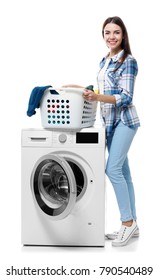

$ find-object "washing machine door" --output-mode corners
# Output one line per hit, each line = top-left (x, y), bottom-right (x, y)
(32, 154), (77, 220)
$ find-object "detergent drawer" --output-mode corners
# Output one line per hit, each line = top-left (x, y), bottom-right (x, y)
(21, 129), (52, 147)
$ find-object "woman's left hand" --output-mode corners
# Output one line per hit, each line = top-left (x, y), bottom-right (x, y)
(83, 89), (98, 101)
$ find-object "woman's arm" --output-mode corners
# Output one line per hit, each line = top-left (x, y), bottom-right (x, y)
(83, 57), (138, 106)
(113, 58), (138, 107)
(83, 89), (116, 104)
(96, 93), (116, 104)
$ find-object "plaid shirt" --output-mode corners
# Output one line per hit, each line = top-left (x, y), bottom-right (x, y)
(97, 50), (140, 137)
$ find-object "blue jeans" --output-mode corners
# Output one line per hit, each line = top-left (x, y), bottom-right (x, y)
(106, 121), (138, 222)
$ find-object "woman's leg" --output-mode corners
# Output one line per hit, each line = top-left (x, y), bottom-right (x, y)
(122, 157), (137, 221)
(106, 121), (138, 222)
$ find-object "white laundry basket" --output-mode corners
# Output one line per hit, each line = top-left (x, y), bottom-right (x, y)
(40, 87), (97, 130)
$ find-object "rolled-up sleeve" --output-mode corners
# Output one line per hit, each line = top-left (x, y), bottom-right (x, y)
(114, 58), (138, 108)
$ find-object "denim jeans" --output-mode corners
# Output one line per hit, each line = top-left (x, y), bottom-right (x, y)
(106, 121), (138, 222)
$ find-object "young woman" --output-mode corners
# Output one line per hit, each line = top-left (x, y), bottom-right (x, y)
(64, 16), (140, 247)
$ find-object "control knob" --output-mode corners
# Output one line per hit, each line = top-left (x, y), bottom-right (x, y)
(59, 133), (67, 143)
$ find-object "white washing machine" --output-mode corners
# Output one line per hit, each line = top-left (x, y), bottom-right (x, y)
(21, 126), (106, 246)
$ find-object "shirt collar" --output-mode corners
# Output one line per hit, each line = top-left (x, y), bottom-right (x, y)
(107, 49), (124, 62)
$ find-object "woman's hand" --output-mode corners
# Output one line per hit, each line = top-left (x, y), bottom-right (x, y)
(83, 89), (99, 101)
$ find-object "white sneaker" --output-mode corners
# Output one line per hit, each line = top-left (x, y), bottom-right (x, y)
(112, 221), (138, 247)
(105, 227), (139, 240)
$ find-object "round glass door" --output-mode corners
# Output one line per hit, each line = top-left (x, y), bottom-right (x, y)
(32, 155), (77, 219)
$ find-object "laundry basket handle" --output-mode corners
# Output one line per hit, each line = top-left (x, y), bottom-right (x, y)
(49, 88), (60, 95)
(47, 86), (93, 95)
(46, 87), (68, 95)
(49, 87), (84, 95)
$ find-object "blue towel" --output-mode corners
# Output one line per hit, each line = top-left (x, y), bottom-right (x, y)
(26, 85), (58, 117)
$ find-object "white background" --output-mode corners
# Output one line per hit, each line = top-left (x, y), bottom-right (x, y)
(0, 0), (158, 279)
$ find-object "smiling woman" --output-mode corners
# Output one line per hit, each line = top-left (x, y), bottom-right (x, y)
(102, 16), (132, 62)
(63, 16), (140, 247)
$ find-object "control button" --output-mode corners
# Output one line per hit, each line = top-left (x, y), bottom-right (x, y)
(59, 134), (67, 143)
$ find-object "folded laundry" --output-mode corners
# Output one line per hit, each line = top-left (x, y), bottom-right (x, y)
(27, 85), (59, 117)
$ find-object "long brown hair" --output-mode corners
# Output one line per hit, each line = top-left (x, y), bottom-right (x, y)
(102, 16), (132, 64)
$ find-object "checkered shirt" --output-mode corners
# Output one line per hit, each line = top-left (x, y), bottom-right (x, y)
(98, 50), (140, 137)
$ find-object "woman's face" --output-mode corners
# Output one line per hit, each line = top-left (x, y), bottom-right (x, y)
(103, 23), (123, 54)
